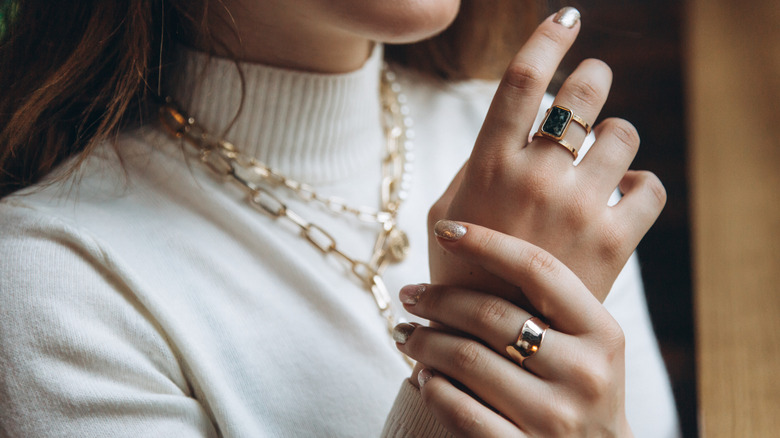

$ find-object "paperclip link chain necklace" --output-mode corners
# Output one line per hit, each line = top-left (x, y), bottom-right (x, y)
(159, 65), (415, 367)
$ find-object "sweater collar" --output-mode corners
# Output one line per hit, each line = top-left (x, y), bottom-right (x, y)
(170, 44), (384, 184)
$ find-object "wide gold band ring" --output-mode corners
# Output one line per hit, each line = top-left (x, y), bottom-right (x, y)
(506, 316), (549, 367)
(533, 105), (592, 159)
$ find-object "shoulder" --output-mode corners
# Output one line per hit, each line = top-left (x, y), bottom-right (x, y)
(0, 197), (127, 330)
(0, 196), (206, 436)
(0, 138), (184, 371)
(0, 126), (200, 244)
(0, 197), (104, 274)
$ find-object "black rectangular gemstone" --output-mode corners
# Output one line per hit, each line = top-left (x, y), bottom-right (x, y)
(541, 106), (572, 138)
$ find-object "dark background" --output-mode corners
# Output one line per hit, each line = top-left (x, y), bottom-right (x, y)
(555, 1), (697, 436)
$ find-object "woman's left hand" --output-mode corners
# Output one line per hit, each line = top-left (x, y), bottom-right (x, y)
(394, 221), (633, 437)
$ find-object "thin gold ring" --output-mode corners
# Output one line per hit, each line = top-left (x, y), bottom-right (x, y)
(533, 105), (592, 159)
(506, 316), (549, 367)
(533, 132), (578, 157)
(570, 112), (592, 135)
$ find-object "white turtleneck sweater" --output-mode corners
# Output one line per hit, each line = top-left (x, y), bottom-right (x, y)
(0, 46), (680, 437)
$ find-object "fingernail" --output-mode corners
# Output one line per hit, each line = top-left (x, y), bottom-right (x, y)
(400, 284), (427, 305)
(554, 6), (581, 28)
(393, 322), (416, 344)
(418, 368), (433, 387)
(434, 220), (466, 241)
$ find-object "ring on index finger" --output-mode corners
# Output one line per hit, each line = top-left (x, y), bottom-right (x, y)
(533, 105), (592, 159)
(506, 316), (550, 368)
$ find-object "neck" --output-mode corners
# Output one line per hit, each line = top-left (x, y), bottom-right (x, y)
(188, 1), (373, 73)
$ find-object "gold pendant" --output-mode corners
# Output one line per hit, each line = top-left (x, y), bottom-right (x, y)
(386, 228), (410, 263)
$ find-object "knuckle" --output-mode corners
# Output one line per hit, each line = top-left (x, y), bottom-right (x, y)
(640, 171), (668, 208)
(597, 222), (629, 262)
(566, 77), (603, 108)
(603, 320), (626, 350)
(452, 340), (483, 371)
(524, 247), (559, 278)
(573, 361), (613, 402)
(503, 62), (546, 94)
(548, 402), (583, 436)
(592, 317), (626, 358)
(605, 118), (640, 151)
(474, 296), (510, 328)
(473, 229), (499, 255)
(538, 26), (569, 48)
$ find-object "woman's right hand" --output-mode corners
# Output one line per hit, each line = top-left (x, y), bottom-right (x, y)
(396, 222), (634, 437)
(427, 7), (666, 304)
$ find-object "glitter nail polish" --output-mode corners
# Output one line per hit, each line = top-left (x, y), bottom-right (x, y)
(399, 284), (426, 305)
(392, 322), (416, 344)
(433, 220), (467, 241)
(554, 6), (581, 29)
(418, 368), (433, 387)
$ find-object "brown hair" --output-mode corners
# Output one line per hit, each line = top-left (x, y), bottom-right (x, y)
(0, 0), (544, 198)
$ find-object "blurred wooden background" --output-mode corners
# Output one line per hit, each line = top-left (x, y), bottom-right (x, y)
(686, 0), (780, 436)
(559, 0), (697, 435)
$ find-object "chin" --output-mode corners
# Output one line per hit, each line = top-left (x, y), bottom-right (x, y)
(331, 0), (462, 44)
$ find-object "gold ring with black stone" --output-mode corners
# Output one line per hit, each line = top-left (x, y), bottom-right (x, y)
(506, 316), (549, 368)
(532, 105), (592, 159)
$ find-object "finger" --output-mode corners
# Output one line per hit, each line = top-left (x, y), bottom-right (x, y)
(401, 284), (582, 378)
(611, 170), (666, 244)
(432, 220), (608, 334)
(472, 8), (581, 163)
(526, 58), (612, 165)
(577, 118), (641, 199)
(417, 368), (527, 438)
(396, 324), (555, 428)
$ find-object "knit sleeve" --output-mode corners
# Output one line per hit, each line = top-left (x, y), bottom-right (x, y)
(381, 379), (454, 438)
(0, 204), (217, 437)
(604, 253), (681, 437)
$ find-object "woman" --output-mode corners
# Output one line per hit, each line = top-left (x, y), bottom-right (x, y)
(0, 1), (679, 436)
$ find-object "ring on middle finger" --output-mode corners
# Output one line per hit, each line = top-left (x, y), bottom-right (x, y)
(506, 316), (550, 368)
(533, 105), (592, 159)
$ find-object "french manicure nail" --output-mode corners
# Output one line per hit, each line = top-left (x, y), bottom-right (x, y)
(434, 220), (466, 241)
(554, 6), (581, 28)
(418, 368), (433, 387)
(393, 322), (416, 344)
(400, 284), (427, 305)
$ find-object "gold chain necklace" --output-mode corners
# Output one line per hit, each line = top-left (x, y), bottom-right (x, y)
(159, 66), (415, 366)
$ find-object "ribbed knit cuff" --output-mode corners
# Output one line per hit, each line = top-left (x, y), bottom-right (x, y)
(381, 379), (453, 438)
